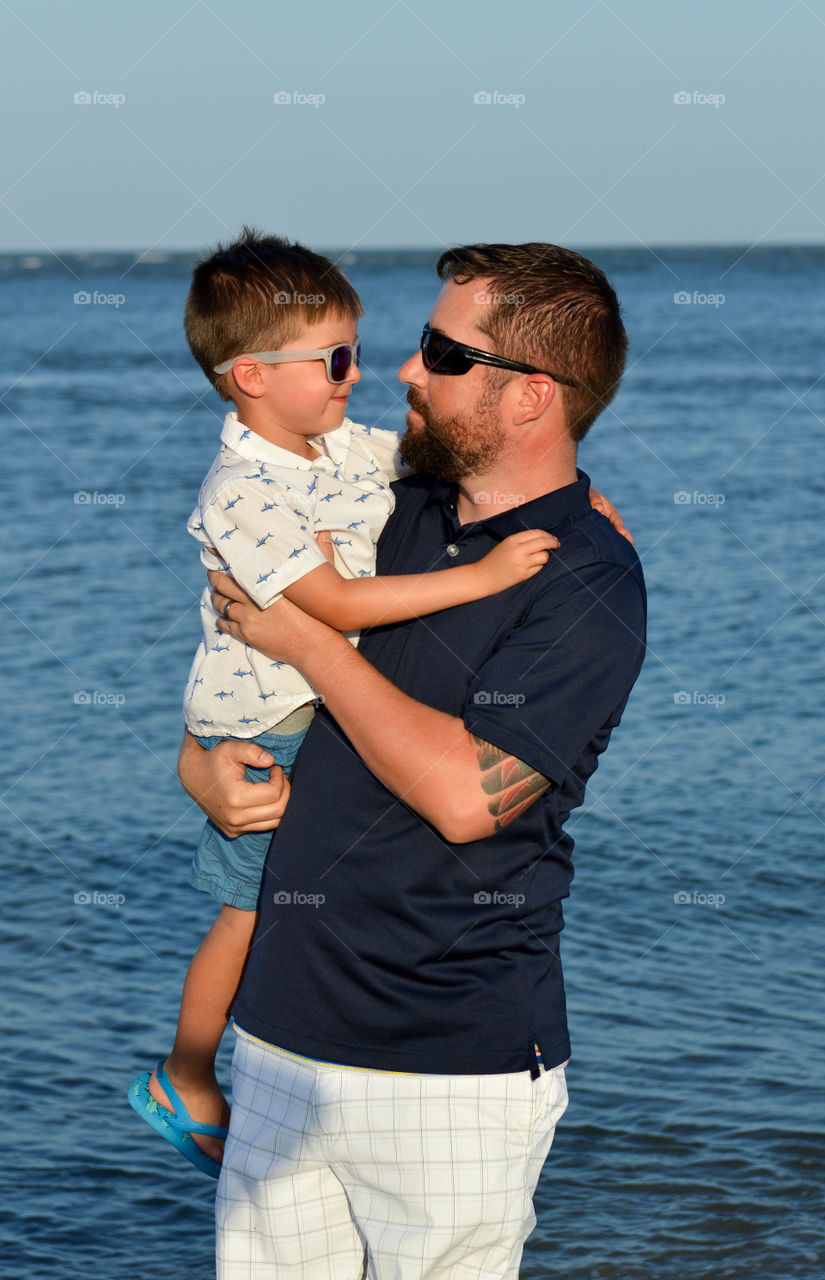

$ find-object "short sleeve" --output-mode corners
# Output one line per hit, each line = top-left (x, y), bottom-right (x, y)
(198, 478), (328, 607)
(465, 560), (646, 788)
(353, 425), (408, 482)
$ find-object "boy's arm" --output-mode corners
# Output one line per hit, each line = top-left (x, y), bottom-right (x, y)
(197, 479), (329, 608)
(281, 529), (558, 630)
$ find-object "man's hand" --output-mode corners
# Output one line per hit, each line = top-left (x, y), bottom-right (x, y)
(178, 731), (291, 838)
(589, 486), (634, 546)
(209, 569), (325, 665)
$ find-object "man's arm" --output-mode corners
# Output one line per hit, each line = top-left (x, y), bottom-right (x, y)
(211, 573), (549, 844)
(475, 737), (553, 830)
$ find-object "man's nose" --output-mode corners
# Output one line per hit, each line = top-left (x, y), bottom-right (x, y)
(398, 349), (425, 386)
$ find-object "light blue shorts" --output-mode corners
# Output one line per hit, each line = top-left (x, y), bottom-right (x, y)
(190, 728), (308, 911)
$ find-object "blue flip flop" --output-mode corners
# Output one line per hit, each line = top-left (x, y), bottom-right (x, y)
(127, 1060), (228, 1179)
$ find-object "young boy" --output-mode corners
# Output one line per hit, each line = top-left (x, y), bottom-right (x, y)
(127, 229), (557, 1177)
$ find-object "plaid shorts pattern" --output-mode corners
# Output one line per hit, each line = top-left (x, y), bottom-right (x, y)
(216, 1028), (568, 1279)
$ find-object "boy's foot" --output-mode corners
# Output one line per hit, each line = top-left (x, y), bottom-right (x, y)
(148, 1060), (230, 1166)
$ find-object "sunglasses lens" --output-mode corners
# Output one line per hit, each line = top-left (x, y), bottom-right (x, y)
(421, 329), (468, 375)
(329, 344), (353, 382)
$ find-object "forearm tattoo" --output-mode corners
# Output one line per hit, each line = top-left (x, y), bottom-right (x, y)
(472, 735), (552, 830)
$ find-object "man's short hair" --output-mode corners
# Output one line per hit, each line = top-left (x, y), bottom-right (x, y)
(436, 243), (628, 441)
(185, 227), (364, 401)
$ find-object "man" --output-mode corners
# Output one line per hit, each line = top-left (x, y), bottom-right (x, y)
(180, 242), (646, 1279)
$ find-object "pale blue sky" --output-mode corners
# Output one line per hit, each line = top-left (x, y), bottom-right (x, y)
(1, 0), (823, 253)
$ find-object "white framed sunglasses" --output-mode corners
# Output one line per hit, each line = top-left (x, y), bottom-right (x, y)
(214, 337), (361, 383)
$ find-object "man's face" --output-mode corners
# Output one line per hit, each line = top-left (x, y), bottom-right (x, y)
(397, 280), (507, 482)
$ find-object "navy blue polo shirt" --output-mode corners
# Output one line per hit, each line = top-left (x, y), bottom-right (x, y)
(233, 470), (646, 1075)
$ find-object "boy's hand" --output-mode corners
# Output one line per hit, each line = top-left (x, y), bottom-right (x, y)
(589, 486), (634, 546)
(178, 732), (290, 838)
(476, 529), (559, 593)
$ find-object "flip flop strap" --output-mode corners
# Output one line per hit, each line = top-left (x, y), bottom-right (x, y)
(154, 1061), (229, 1138)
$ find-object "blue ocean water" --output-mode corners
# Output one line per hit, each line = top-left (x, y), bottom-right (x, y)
(1, 245), (823, 1279)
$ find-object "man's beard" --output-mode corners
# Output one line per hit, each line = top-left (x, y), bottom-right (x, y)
(400, 386), (505, 483)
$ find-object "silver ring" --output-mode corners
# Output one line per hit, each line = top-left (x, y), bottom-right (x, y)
(221, 599), (233, 621)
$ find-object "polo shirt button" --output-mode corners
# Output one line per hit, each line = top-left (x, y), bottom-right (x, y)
(446, 543), (460, 557)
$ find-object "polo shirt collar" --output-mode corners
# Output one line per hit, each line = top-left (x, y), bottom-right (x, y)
(427, 469), (593, 535)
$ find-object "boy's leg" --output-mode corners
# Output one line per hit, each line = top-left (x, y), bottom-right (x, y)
(149, 904), (256, 1163)
(146, 726), (308, 1162)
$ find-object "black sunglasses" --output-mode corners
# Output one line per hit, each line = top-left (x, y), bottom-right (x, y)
(419, 324), (579, 388)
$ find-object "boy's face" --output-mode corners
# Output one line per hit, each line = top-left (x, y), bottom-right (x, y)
(253, 311), (361, 441)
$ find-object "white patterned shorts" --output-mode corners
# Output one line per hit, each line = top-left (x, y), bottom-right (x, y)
(216, 1026), (568, 1279)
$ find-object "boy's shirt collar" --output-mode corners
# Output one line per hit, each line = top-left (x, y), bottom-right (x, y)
(220, 411), (351, 470)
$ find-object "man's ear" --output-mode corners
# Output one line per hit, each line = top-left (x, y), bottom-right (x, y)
(229, 358), (268, 399)
(511, 375), (556, 427)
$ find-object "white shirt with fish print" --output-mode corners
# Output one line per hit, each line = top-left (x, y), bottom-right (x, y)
(184, 412), (404, 738)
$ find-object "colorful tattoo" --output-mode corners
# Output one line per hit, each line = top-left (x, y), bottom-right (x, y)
(473, 736), (552, 830)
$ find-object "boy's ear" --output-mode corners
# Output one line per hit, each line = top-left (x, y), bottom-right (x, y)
(229, 357), (267, 399)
